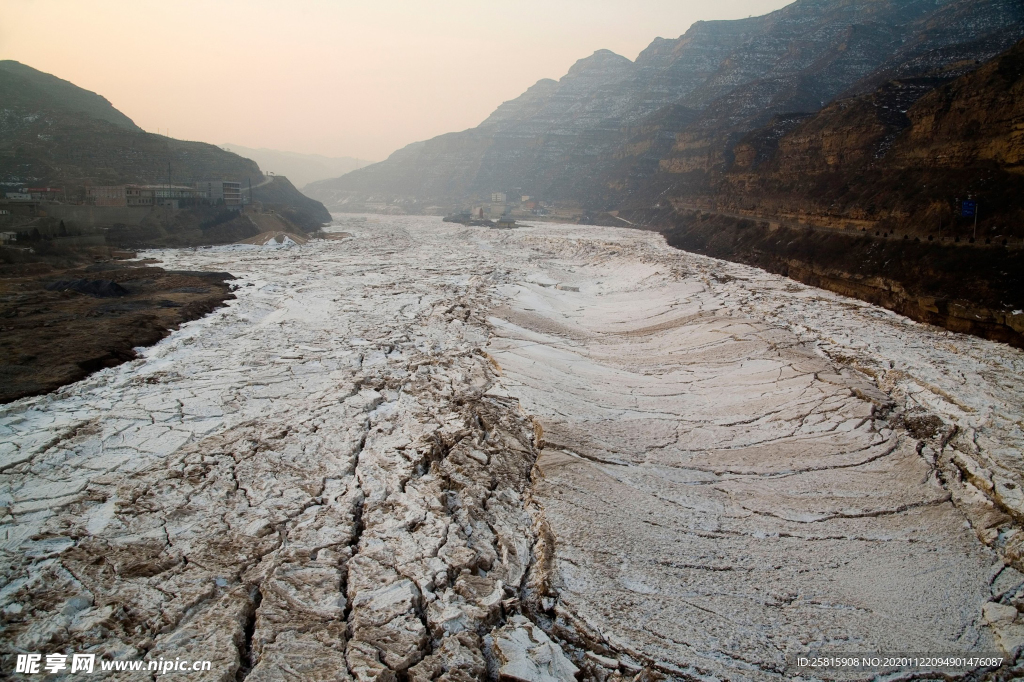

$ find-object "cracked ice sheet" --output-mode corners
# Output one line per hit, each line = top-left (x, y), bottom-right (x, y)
(482, 225), (1024, 679)
(0, 216), (1021, 681)
(0, 217), (556, 681)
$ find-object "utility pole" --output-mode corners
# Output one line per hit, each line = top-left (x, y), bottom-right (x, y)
(974, 202), (979, 241)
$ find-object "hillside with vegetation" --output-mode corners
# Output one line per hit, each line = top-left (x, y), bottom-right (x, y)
(0, 60), (330, 233)
(0, 60), (140, 131)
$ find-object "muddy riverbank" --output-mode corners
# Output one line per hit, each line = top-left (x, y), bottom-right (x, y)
(0, 261), (234, 403)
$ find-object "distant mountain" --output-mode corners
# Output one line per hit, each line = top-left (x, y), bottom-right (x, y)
(0, 60), (329, 227)
(220, 144), (372, 190)
(304, 0), (1024, 214)
(0, 60), (139, 131)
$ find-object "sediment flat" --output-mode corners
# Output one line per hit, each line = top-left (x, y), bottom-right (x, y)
(0, 263), (235, 403)
(1, 217), (1022, 680)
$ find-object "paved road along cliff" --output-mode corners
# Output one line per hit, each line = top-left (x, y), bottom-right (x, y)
(2, 216), (1024, 680)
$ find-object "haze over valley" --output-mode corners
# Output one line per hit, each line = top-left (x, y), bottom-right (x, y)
(218, 145), (373, 191)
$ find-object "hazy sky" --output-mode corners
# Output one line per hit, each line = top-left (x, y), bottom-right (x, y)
(1, 0), (790, 161)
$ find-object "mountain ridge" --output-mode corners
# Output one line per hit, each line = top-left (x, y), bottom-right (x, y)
(304, 0), (1024, 213)
(0, 60), (140, 132)
(0, 61), (330, 228)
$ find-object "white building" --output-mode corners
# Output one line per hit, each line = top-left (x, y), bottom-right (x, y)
(491, 192), (506, 203)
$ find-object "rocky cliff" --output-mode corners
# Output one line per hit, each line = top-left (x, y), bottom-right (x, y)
(305, 0), (1024, 211)
(707, 36), (1024, 239)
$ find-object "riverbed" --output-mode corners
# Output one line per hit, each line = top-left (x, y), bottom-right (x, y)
(2, 215), (1023, 680)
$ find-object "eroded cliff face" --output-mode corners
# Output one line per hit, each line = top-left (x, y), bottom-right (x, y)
(304, 0), (1024, 212)
(709, 38), (1024, 238)
(650, 0), (1024, 199)
(658, 212), (1024, 349)
(890, 41), (1024, 172)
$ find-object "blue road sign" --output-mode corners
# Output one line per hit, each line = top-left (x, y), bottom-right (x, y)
(962, 200), (977, 217)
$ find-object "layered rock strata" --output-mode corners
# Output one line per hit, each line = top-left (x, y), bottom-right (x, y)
(305, 0), (1024, 212)
(657, 212), (1024, 349)
(711, 37), (1024, 239)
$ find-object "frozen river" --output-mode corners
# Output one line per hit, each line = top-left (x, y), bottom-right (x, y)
(2, 215), (1024, 680)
